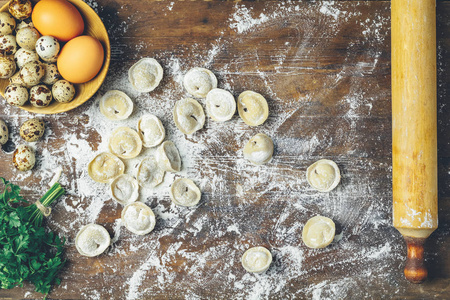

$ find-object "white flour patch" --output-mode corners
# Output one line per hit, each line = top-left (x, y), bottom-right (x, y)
(319, 1), (341, 20)
(125, 255), (157, 300)
(229, 6), (269, 34)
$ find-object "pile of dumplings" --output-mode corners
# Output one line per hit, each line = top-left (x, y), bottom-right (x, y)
(77, 56), (276, 257)
(76, 56), (344, 271)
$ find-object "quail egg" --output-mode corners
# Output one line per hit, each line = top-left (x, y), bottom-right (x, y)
(20, 61), (44, 87)
(9, 72), (25, 86)
(4, 84), (28, 106)
(14, 47), (39, 68)
(0, 12), (16, 35)
(35, 36), (59, 62)
(41, 63), (61, 85)
(0, 34), (17, 55)
(0, 119), (8, 145)
(15, 18), (33, 31)
(16, 27), (40, 51)
(13, 144), (35, 171)
(9, 0), (33, 20)
(20, 118), (45, 142)
(0, 56), (16, 79)
(52, 80), (75, 103)
(29, 84), (52, 107)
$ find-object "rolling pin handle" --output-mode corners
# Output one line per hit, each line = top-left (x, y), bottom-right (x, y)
(404, 237), (427, 284)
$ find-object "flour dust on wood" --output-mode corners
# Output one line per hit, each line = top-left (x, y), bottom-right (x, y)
(0, 1), (402, 299)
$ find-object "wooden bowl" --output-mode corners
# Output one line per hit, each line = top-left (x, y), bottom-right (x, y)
(0, 0), (111, 114)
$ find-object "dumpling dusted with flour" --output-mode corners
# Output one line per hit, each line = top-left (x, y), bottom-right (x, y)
(243, 133), (274, 165)
(241, 246), (272, 274)
(169, 178), (201, 207)
(155, 141), (181, 172)
(128, 58), (163, 93)
(302, 215), (335, 248)
(306, 159), (341, 192)
(183, 67), (217, 98)
(108, 127), (142, 159)
(110, 174), (139, 206)
(100, 90), (134, 121)
(136, 156), (165, 188)
(75, 224), (110, 257)
(137, 114), (165, 148)
(88, 152), (125, 183)
(121, 202), (156, 235)
(238, 91), (269, 126)
(173, 98), (205, 135)
(206, 88), (236, 122)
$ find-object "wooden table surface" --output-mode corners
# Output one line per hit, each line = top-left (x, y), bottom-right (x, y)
(1, 0), (450, 299)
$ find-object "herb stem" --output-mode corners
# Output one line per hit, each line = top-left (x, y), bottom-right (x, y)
(26, 183), (65, 227)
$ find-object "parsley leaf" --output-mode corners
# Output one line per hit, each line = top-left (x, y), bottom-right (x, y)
(0, 178), (66, 297)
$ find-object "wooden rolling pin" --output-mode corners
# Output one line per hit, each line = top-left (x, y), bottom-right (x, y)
(392, 0), (438, 283)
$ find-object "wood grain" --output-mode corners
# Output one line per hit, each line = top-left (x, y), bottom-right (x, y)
(0, 0), (449, 299)
(392, 0), (438, 239)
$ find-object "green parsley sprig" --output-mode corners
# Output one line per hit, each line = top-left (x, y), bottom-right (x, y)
(0, 177), (66, 298)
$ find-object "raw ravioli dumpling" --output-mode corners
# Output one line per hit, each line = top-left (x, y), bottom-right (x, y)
(237, 91), (269, 126)
(100, 90), (134, 120)
(75, 224), (110, 257)
(121, 202), (156, 235)
(155, 141), (181, 172)
(137, 114), (165, 148)
(108, 127), (142, 159)
(243, 133), (273, 165)
(136, 156), (165, 188)
(183, 67), (217, 98)
(241, 246), (272, 274)
(128, 58), (163, 92)
(173, 98), (205, 135)
(88, 152), (125, 183)
(169, 178), (201, 207)
(306, 159), (341, 192)
(110, 174), (139, 206)
(205, 88), (236, 122)
(302, 215), (335, 249)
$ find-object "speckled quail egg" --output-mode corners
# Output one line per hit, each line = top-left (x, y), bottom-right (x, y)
(35, 36), (59, 62)
(0, 35), (17, 55)
(0, 119), (8, 145)
(41, 63), (61, 85)
(29, 84), (52, 107)
(13, 144), (35, 171)
(20, 118), (45, 142)
(20, 61), (44, 87)
(0, 56), (16, 79)
(52, 80), (75, 103)
(0, 12), (16, 35)
(9, 0), (33, 20)
(9, 72), (25, 86)
(14, 47), (39, 68)
(16, 27), (40, 51)
(15, 18), (33, 31)
(4, 84), (28, 106)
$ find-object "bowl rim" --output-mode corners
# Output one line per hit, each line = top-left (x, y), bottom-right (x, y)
(0, 0), (111, 114)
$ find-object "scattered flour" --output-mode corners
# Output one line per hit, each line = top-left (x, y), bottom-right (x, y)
(0, 1), (403, 299)
(319, 1), (341, 20)
(229, 6), (269, 34)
